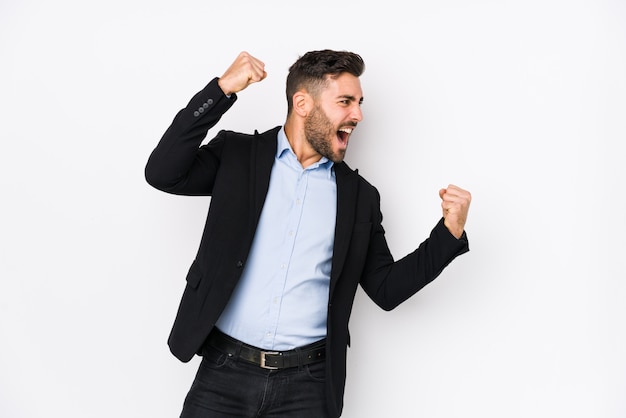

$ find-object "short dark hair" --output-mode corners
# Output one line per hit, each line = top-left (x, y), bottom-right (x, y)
(286, 49), (365, 113)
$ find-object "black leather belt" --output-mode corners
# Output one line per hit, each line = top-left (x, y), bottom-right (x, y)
(206, 328), (326, 370)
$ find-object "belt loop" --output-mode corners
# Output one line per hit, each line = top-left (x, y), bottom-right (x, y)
(233, 337), (243, 363)
(294, 346), (304, 371)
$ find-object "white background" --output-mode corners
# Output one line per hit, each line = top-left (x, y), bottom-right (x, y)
(1, 1), (625, 417)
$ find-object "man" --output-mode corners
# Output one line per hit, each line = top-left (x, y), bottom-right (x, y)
(145, 50), (471, 417)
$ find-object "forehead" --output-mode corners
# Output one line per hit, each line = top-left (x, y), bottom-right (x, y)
(321, 73), (363, 100)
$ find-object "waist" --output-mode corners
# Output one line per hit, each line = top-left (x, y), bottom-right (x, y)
(205, 328), (326, 370)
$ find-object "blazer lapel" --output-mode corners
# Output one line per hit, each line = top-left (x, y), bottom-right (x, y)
(251, 127), (280, 225)
(330, 162), (359, 294)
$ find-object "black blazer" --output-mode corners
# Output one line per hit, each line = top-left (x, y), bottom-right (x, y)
(145, 77), (469, 417)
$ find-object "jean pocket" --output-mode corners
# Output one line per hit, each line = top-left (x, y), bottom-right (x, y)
(201, 344), (231, 369)
(304, 361), (326, 382)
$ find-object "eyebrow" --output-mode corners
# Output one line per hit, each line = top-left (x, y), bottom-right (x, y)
(339, 94), (364, 104)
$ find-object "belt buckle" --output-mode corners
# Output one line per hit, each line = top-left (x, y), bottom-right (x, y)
(260, 351), (279, 370)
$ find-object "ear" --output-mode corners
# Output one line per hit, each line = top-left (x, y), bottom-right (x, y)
(292, 91), (312, 117)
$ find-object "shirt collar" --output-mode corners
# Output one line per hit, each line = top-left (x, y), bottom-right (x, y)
(277, 127), (334, 171)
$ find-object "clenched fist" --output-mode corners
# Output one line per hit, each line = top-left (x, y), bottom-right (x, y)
(217, 51), (267, 96)
(439, 184), (471, 239)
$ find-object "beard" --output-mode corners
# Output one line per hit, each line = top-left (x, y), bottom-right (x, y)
(304, 105), (346, 163)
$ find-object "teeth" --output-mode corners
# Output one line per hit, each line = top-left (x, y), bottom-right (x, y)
(339, 128), (353, 134)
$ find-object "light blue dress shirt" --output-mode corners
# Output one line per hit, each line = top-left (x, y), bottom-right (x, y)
(215, 127), (337, 350)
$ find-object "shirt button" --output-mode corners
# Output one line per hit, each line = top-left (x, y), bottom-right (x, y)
(236, 261), (243, 268)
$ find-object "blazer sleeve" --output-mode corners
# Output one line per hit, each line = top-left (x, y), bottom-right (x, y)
(359, 189), (469, 311)
(145, 77), (237, 196)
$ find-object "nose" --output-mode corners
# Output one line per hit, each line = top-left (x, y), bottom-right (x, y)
(351, 104), (363, 122)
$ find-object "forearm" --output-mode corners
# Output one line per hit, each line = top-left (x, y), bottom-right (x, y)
(145, 77), (237, 194)
(361, 218), (469, 311)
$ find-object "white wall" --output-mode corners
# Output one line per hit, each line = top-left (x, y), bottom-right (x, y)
(1, 1), (625, 417)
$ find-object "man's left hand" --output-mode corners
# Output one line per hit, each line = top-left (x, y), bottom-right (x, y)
(439, 184), (471, 239)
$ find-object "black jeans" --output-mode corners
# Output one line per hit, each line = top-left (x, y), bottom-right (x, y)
(180, 343), (329, 417)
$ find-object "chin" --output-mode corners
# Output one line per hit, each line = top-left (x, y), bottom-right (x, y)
(331, 153), (346, 163)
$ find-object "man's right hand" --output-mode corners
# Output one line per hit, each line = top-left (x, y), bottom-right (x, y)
(217, 51), (267, 96)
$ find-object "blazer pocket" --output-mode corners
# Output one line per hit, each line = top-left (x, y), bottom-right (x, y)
(185, 260), (203, 289)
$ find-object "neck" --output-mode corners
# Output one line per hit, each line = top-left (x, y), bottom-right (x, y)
(283, 122), (322, 169)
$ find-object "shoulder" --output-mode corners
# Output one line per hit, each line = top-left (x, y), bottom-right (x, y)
(213, 126), (281, 144)
(205, 126), (280, 148)
(201, 126), (280, 166)
(337, 161), (378, 189)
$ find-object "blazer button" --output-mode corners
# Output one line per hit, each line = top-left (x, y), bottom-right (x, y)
(236, 261), (243, 268)
(193, 111), (200, 117)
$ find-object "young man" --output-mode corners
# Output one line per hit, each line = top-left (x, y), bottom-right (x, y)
(145, 50), (471, 417)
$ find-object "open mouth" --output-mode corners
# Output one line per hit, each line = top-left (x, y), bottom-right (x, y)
(337, 127), (353, 147)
